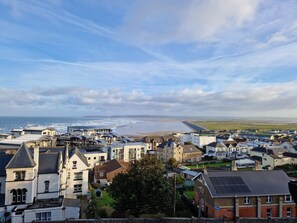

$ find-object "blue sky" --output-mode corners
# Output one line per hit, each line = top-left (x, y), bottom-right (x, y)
(1, 0), (297, 117)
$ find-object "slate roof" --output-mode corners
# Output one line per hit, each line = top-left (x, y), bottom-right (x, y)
(196, 170), (291, 198)
(40, 146), (68, 166)
(6, 143), (36, 169)
(70, 148), (89, 167)
(39, 152), (60, 174)
(183, 145), (202, 154)
(0, 154), (13, 176)
(63, 198), (81, 208)
(207, 142), (226, 148)
(251, 146), (266, 153)
(283, 152), (297, 159)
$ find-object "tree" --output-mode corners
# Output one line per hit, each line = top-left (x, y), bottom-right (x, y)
(168, 157), (178, 169)
(107, 156), (174, 217)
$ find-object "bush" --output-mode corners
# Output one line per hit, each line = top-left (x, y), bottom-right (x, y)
(97, 208), (108, 218)
(91, 182), (100, 189)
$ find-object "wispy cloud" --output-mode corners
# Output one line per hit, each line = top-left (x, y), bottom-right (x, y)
(0, 0), (297, 117)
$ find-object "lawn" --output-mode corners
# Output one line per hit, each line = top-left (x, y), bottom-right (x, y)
(189, 120), (297, 132)
(187, 161), (231, 169)
(91, 189), (115, 217)
(92, 190), (114, 207)
(184, 190), (194, 199)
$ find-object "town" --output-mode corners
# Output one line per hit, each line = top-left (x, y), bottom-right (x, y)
(0, 122), (296, 223)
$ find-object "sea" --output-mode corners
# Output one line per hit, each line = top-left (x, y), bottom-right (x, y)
(0, 116), (296, 136)
(0, 116), (194, 136)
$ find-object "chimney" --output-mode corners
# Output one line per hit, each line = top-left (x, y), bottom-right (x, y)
(34, 143), (39, 166)
(231, 160), (237, 171)
(203, 166), (208, 175)
(253, 160), (261, 171)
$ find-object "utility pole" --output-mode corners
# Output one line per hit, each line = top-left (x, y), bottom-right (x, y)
(173, 173), (176, 217)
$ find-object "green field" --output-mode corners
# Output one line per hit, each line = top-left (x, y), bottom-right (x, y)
(190, 120), (297, 132)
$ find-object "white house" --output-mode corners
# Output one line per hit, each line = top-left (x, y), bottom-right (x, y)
(0, 144), (85, 223)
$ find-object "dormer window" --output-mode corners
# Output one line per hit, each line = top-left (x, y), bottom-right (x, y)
(15, 171), (25, 181)
(72, 161), (77, 169)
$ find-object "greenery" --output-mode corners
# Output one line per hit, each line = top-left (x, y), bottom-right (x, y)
(190, 120), (297, 132)
(184, 190), (194, 199)
(168, 157), (178, 168)
(107, 156), (174, 217)
(187, 161), (231, 169)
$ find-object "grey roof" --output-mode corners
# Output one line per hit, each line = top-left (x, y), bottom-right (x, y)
(63, 198), (81, 208)
(183, 145), (202, 154)
(6, 143), (36, 169)
(251, 147), (266, 153)
(200, 170), (291, 198)
(40, 146), (68, 166)
(70, 148), (89, 167)
(0, 154), (13, 176)
(39, 153), (60, 174)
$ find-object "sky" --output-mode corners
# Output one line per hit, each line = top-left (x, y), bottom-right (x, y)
(1, 0), (297, 117)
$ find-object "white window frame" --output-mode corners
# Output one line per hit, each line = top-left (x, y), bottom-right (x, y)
(15, 171), (26, 181)
(72, 161), (77, 169)
(36, 212), (51, 221)
(284, 195), (293, 203)
(74, 172), (83, 180)
(287, 207), (292, 217)
(244, 196), (250, 204)
(44, 181), (49, 193)
(74, 184), (82, 193)
(266, 195), (272, 204)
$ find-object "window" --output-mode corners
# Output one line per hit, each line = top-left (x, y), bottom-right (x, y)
(15, 171), (25, 181)
(99, 171), (104, 177)
(88, 157), (91, 160)
(72, 161), (77, 169)
(67, 172), (71, 179)
(44, 181), (49, 193)
(74, 172), (83, 180)
(74, 184), (82, 193)
(266, 208), (272, 218)
(266, 196), (272, 203)
(94, 157), (96, 160)
(11, 188), (27, 204)
(284, 195), (293, 203)
(244, 197), (250, 204)
(36, 212), (51, 221)
(287, 208), (292, 217)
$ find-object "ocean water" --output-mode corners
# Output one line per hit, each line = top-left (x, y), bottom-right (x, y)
(0, 116), (193, 135)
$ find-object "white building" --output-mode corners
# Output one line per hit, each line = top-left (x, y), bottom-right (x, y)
(180, 133), (216, 148)
(107, 142), (147, 162)
(0, 144), (87, 223)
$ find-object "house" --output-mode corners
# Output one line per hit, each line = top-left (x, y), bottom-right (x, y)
(1, 144), (80, 223)
(65, 148), (89, 198)
(23, 127), (56, 136)
(182, 145), (203, 163)
(193, 170), (297, 221)
(94, 159), (130, 184)
(79, 148), (107, 169)
(249, 146), (295, 169)
(205, 142), (227, 159)
(158, 140), (183, 163)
